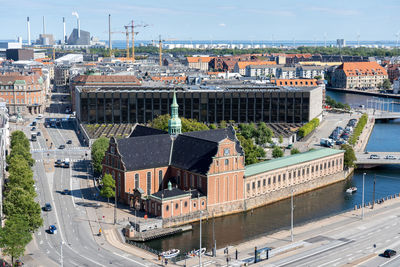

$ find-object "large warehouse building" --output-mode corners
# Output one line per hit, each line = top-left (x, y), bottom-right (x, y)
(74, 83), (323, 125)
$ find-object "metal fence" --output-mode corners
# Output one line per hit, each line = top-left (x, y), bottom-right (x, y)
(126, 240), (161, 256)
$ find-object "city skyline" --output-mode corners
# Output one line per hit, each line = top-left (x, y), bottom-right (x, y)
(1, 0), (400, 42)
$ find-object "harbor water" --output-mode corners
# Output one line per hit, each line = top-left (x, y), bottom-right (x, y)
(144, 90), (400, 254)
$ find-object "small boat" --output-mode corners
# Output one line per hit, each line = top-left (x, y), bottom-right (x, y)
(346, 187), (357, 194)
(187, 248), (206, 257)
(161, 249), (180, 259)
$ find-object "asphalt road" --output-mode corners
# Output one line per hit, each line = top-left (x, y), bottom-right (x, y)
(22, 88), (154, 266)
(263, 203), (400, 267)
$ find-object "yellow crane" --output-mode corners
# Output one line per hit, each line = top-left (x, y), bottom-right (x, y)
(124, 21), (150, 62)
(152, 35), (176, 66)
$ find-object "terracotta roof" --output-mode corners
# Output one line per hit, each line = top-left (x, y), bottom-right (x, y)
(72, 75), (141, 85)
(0, 73), (42, 85)
(150, 76), (186, 82)
(272, 79), (318, 86)
(186, 57), (213, 63)
(236, 61), (276, 69)
(338, 62), (387, 77)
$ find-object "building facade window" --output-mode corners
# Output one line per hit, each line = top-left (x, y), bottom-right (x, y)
(135, 174), (139, 189)
(258, 180), (260, 188)
(225, 159), (229, 166)
(158, 170), (163, 189)
(147, 172), (151, 195)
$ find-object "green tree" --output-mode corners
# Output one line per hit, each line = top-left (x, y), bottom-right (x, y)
(278, 135), (283, 144)
(7, 156), (35, 195)
(219, 120), (227, 129)
(341, 144), (357, 168)
(149, 114), (170, 132)
(291, 148), (301, 155)
(272, 146), (284, 158)
(10, 131), (29, 150)
(7, 143), (34, 167)
(236, 134), (265, 165)
(209, 124), (217, 129)
(3, 187), (43, 232)
(314, 75), (322, 80)
(91, 137), (110, 175)
(100, 173), (115, 203)
(0, 214), (32, 265)
(256, 122), (274, 145)
(149, 114), (209, 133)
(382, 79), (392, 90)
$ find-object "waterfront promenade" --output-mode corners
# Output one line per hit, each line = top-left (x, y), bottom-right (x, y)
(178, 193), (400, 267)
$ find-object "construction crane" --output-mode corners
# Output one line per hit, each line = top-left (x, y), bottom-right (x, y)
(152, 35), (176, 66)
(124, 21), (150, 62)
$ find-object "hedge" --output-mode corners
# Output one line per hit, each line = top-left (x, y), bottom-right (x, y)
(349, 113), (368, 145)
(298, 118), (320, 138)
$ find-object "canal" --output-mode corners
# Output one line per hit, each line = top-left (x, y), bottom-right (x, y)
(145, 90), (400, 254)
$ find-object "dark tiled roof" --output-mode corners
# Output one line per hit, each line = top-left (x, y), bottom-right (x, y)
(183, 126), (243, 155)
(171, 135), (218, 175)
(151, 187), (190, 200)
(189, 189), (205, 199)
(129, 124), (167, 138)
(116, 134), (172, 171)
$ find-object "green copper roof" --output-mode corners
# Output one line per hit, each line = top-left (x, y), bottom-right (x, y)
(14, 80), (26, 85)
(171, 91), (178, 107)
(245, 148), (344, 177)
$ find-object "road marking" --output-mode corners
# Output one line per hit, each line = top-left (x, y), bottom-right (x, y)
(112, 252), (147, 266)
(38, 231), (41, 236)
(356, 249), (362, 253)
(367, 232), (373, 236)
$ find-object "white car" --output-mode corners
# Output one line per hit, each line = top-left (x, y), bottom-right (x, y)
(385, 155), (397, 160)
(369, 154), (380, 159)
(37, 114), (43, 119)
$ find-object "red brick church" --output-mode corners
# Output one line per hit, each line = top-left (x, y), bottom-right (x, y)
(102, 92), (246, 219)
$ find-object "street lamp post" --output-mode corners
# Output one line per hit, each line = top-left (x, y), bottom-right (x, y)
(199, 210), (202, 267)
(362, 173), (366, 219)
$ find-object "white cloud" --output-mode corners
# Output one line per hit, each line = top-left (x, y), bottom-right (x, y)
(308, 7), (359, 16)
(219, 23), (226, 27)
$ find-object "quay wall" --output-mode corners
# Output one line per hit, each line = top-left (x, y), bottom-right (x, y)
(326, 87), (400, 99)
(162, 169), (352, 227)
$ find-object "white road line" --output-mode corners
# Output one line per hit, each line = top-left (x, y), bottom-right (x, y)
(356, 249), (362, 253)
(346, 253), (353, 257)
(319, 258), (342, 267)
(112, 252), (147, 266)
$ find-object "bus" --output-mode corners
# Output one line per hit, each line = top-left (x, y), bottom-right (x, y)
(31, 133), (37, 142)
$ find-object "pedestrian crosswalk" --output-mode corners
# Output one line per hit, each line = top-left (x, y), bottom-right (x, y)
(31, 147), (88, 153)
(35, 158), (81, 163)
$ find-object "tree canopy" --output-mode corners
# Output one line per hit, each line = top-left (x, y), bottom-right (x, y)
(291, 148), (301, 155)
(149, 114), (209, 132)
(100, 173), (116, 203)
(272, 146), (284, 158)
(0, 214), (32, 265)
(341, 144), (357, 168)
(91, 137), (110, 175)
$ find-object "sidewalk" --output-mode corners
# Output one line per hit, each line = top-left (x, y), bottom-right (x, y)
(180, 193), (400, 266)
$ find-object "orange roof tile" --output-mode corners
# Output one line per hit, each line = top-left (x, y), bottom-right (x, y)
(272, 79), (318, 86)
(186, 57), (214, 63)
(338, 62), (387, 77)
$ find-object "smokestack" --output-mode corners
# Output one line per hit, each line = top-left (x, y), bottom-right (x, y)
(43, 16), (46, 34)
(108, 14), (112, 56)
(63, 17), (66, 44)
(78, 18), (80, 38)
(27, 17), (31, 46)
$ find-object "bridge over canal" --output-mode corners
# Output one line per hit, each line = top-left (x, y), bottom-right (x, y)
(356, 152), (400, 168)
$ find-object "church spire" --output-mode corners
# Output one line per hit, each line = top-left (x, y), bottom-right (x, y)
(168, 90), (181, 136)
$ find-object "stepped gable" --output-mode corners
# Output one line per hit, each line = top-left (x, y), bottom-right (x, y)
(116, 134), (172, 171)
(171, 134), (218, 175)
(183, 126), (243, 155)
(129, 124), (167, 138)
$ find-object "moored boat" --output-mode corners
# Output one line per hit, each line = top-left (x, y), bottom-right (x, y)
(346, 187), (357, 194)
(161, 249), (180, 259)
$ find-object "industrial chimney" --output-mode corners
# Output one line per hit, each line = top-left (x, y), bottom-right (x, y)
(43, 16), (46, 34)
(72, 11), (80, 39)
(62, 17), (65, 44)
(27, 17), (31, 45)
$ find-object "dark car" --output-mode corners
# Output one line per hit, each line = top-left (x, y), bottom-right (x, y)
(55, 159), (63, 167)
(31, 127), (36, 131)
(383, 249), (396, 258)
(62, 189), (70, 195)
(66, 140), (72, 144)
(48, 225), (57, 234)
(58, 145), (65, 149)
(36, 132), (41, 136)
(44, 203), (52, 211)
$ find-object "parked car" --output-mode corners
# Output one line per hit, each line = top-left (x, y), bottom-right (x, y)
(383, 249), (397, 258)
(36, 131), (41, 136)
(62, 189), (70, 195)
(58, 145), (65, 149)
(44, 203), (52, 211)
(66, 140), (72, 144)
(31, 127), (36, 131)
(385, 155), (397, 160)
(336, 140), (346, 145)
(370, 154), (380, 159)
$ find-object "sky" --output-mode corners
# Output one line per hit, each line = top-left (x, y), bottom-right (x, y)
(1, 0), (399, 42)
